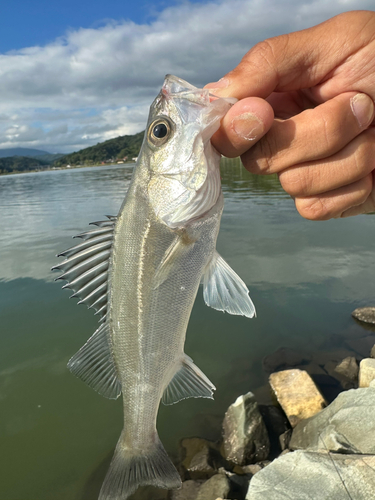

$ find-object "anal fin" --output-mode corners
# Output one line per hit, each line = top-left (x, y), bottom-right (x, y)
(162, 354), (215, 405)
(203, 250), (256, 318)
(67, 323), (121, 399)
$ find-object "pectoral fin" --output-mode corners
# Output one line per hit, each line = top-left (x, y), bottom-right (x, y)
(162, 354), (215, 405)
(153, 236), (187, 289)
(203, 251), (256, 318)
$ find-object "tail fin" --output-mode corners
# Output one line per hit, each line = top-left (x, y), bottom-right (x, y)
(99, 432), (182, 500)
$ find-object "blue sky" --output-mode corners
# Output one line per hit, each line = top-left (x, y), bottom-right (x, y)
(0, 0), (373, 153)
(1, 0), (197, 52)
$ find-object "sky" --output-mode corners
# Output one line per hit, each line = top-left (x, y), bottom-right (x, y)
(0, 0), (374, 154)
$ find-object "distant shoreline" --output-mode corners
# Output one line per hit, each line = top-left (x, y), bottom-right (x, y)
(0, 161), (136, 176)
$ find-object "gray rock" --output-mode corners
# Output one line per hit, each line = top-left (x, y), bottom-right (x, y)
(245, 450), (375, 500)
(334, 356), (358, 381)
(352, 306), (375, 324)
(179, 437), (221, 480)
(289, 385), (375, 454)
(242, 464), (262, 475)
(359, 358), (375, 387)
(262, 347), (310, 373)
(217, 467), (252, 499)
(370, 344), (375, 358)
(169, 480), (203, 500)
(323, 356), (358, 389)
(258, 404), (290, 458)
(170, 474), (230, 500)
(279, 429), (292, 451)
(196, 474), (230, 500)
(223, 392), (270, 465)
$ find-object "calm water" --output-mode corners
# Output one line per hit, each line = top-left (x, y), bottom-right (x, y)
(0, 161), (374, 499)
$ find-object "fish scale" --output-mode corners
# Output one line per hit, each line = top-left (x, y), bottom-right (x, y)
(53, 75), (255, 500)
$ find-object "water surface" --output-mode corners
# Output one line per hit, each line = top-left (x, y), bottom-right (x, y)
(0, 161), (374, 499)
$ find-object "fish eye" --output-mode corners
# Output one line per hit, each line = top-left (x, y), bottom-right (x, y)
(147, 117), (173, 147)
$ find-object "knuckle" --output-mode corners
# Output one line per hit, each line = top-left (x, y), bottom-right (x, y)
(242, 136), (276, 174)
(354, 128), (375, 170)
(279, 166), (315, 197)
(296, 197), (332, 221)
(360, 173), (373, 202)
(239, 38), (280, 81)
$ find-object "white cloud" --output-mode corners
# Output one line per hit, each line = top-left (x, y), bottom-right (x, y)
(0, 0), (371, 153)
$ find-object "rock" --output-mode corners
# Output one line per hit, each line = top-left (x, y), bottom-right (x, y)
(170, 474), (231, 500)
(245, 450), (375, 500)
(269, 369), (327, 427)
(352, 306), (375, 324)
(258, 405), (290, 459)
(242, 464), (262, 475)
(323, 357), (358, 389)
(262, 347), (310, 373)
(346, 335), (375, 357)
(196, 474), (230, 500)
(216, 468), (250, 499)
(169, 480), (203, 500)
(359, 358), (375, 387)
(334, 356), (358, 381)
(222, 392), (270, 465)
(279, 429), (292, 451)
(179, 438), (222, 480)
(371, 344), (375, 358)
(289, 385), (375, 454)
(279, 449), (291, 456)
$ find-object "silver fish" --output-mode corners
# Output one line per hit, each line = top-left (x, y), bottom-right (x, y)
(53, 75), (255, 500)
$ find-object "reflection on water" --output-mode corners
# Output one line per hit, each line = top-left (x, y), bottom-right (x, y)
(220, 156), (286, 200)
(0, 161), (374, 499)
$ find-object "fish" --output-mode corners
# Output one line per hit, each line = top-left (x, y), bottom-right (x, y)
(53, 74), (256, 500)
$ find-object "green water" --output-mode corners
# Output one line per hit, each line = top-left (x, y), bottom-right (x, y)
(0, 160), (374, 499)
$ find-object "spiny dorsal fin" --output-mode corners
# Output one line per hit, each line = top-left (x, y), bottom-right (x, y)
(52, 215), (116, 321)
(67, 323), (121, 399)
(162, 354), (215, 405)
(203, 250), (256, 318)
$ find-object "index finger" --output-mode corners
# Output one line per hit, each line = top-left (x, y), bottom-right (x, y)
(205, 11), (374, 100)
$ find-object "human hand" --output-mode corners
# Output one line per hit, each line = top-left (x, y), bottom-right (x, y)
(206, 10), (375, 220)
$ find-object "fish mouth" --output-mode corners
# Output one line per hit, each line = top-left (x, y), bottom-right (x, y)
(161, 74), (237, 108)
(161, 74), (212, 107)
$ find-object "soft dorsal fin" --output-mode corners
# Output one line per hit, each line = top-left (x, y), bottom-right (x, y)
(67, 323), (121, 399)
(162, 354), (215, 405)
(203, 251), (256, 318)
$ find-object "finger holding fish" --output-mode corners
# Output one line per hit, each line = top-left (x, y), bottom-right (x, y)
(206, 11), (375, 220)
(209, 96), (274, 158)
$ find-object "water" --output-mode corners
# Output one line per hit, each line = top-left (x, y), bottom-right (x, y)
(0, 161), (374, 499)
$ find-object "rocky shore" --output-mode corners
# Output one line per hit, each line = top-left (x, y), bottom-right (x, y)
(131, 307), (375, 500)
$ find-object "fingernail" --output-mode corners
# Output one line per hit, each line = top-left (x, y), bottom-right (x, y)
(232, 113), (264, 141)
(204, 78), (230, 90)
(351, 93), (375, 129)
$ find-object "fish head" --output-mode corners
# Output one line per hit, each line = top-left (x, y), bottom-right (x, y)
(142, 75), (236, 228)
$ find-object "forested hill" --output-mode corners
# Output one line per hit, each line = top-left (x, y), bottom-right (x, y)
(54, 131), (144, 167)
(0, 156), (49, 174)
